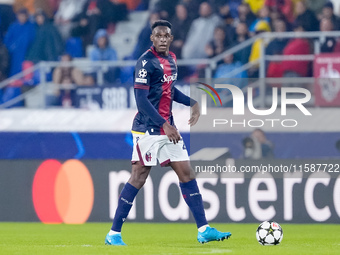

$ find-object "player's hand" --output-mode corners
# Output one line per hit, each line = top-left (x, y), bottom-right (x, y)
(163, 121), (181, 144)
(188, 102), (200, 126)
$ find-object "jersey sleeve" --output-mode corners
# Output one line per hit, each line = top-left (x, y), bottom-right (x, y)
(134, 55), (166, 127)
(135, 89), (166, 127)
(173, 87), (197, 106)
(134, 57), (152, 90)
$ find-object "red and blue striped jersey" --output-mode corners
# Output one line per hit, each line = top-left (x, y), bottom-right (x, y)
(132, 46), (178, 135)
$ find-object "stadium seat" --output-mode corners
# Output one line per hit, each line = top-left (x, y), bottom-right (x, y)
(109, 11), (149, 59)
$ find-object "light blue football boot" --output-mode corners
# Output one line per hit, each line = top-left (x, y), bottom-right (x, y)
(105, 233), (127, 246)
(197, 226), (231, 244)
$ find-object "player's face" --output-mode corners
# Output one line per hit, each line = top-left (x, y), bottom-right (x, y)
(150, 26), (173, 55)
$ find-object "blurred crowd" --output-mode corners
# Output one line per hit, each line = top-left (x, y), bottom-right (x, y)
(0, 0), (339, 107)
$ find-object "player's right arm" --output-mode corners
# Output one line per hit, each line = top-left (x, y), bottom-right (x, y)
(134, 58), (180, 143)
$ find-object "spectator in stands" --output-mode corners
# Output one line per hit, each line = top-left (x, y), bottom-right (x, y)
(281, 23), (311, 78)
(182, 1), (222, 59)
(49, 0), (62, 14)
(231, 22), (251, 64)
(321, 1), (340, 30)
(227, 0), (242, 18)
(70, 14), (91, 55)
(96, 0), (128, 33)
(67, 0), (121, 58)
(0, 38), (9, 82)
(181, 0), (204, 20)
(78, 0), (104, 45)
(13, 0), (36, 15)
(265, 0), (294, 23)
(319, 18), (336, 53)
(131, 12), (160, 60)
(90, 29), (117, 61)
(205, 25), (228, 58)
(154, 0), (179, 20)
(236, 2), (256, 28)
(266, 19), (289, 56)
(4, 8), (35, 76)
(53, 54), (84, 85)
(51, 53), (85, 107)
(27, 9), (64, 63)
(90, 29), (118, 83)
(268, 8), (292, 31)
(217, 3), (231, 18)
(249, 5), (271, 34)
(295, 0), (319, 31)
(170, 3), (192, 59)
(266, 19), (289, 78)
(214, 54), (247, 79)
(219, 4), (236, 48)
(248, 20), (271, 78)
(242, 128), (274, 159)
(54, 0), (88, 40)
(14, 0), (54, 19)
(306, 0), (328, 17)
(244, 0), (265, 15)
(0, 2), (16, 39)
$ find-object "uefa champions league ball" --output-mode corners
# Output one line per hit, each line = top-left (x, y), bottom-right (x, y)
(256, 221), (283, 245)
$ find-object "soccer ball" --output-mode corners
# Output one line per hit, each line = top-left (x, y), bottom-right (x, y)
(256, 221), (283, 245)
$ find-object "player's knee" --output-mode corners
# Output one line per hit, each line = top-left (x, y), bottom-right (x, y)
(129, 167), (149, 188)
(129, 175), (147, 189)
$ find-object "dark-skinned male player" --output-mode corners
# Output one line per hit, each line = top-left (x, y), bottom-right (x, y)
(105, 20), (231, 246)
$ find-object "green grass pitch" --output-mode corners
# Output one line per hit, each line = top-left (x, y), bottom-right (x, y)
(0, 223), (339, 255)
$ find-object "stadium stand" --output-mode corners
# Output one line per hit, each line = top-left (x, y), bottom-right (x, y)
(0, 0), (340, 108)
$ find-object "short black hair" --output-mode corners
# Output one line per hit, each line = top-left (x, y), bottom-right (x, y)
(151, 20), (172, 31)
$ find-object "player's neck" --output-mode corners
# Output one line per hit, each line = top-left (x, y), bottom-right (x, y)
(157, 50), (169, 57)
(152, 46), (169, 56)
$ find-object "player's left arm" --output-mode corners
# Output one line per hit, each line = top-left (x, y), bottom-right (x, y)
(173, 87), (200, 126)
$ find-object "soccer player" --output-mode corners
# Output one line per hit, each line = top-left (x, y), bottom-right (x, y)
(105, 20), (232, 246)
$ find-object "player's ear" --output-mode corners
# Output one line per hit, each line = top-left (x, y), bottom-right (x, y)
(150, 34), (154, 42)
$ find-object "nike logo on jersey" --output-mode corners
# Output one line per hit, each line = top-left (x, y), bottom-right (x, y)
(142, 60), (148, 67)
(160, 64), (164, 69)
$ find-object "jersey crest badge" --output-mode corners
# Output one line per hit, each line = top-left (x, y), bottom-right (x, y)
(145, 152), (152, 162)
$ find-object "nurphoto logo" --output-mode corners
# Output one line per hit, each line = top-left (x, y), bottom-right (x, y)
(197, 82), (312, 128)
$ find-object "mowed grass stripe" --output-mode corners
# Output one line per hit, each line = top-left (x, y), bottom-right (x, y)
(0, 223), (339, 255)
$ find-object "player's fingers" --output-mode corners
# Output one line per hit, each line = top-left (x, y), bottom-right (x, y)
(177, 135), (181, 143)
(168, 136), (173, 143)
(189, 116), (198, 126)
(190, 119), (197, 126)
(172, 137), (177, 144)
(172, 133), (180, 144)
(169, 134), (177, 144)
